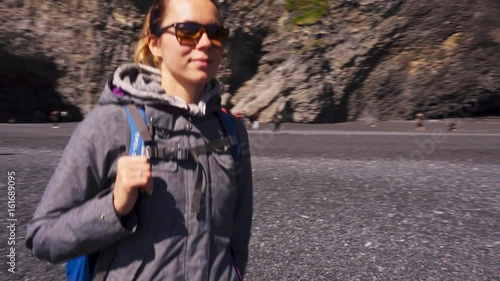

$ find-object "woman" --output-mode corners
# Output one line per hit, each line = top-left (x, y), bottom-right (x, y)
(26, 0), (253, 280)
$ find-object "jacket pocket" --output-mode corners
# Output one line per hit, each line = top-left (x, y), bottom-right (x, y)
(212, 149), (236, 172)
(210, 150), (238, 233)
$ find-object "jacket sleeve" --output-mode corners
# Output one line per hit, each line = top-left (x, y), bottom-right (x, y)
(230, 117), (253, 276)
(25, 106), (138, 263)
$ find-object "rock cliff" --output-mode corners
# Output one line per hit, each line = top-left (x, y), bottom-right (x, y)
(1, 0), (499, 123)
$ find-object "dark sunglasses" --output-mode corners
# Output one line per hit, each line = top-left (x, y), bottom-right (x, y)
(152, 22), (229, 47)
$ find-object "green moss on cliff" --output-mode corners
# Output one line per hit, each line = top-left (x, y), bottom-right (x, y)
(286, 0), (329, 25)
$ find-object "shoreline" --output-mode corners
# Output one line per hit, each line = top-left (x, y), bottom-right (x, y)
(1, 117), (499, 136)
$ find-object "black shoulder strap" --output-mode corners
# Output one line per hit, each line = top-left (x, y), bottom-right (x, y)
(215, 110), (241, 169)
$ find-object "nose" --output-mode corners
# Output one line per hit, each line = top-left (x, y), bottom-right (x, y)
(196, 31), (212, 49)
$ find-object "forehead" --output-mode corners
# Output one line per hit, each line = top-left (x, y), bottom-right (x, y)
(165, 0), (220, 24)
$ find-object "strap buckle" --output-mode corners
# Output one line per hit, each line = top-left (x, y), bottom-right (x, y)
(173, 147), (188, 160)
(145, 145), (156, 159)
(145, 144), (188, 160)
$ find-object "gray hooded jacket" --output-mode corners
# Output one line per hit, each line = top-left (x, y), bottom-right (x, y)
(26, 63), (253, 281)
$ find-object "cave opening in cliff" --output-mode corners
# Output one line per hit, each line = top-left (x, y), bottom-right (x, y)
(433, 94), (500, 119)
(314, 83), (348, 123)
(226, 29), (266, 95)
(464, 94), (500, 118)
(0, 48), (82, 123)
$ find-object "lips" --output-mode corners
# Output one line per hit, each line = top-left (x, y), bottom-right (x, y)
(190, 58), (211, 67)
(191, 58), (211, 63)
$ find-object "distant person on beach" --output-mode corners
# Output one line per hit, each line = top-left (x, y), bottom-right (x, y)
(49, 110), (60, 128)
(447, 120), (458, 132)
(26, 1), (253, 280)
(271, 111), (283, 132)
(415, 112), (425, 131)
(251, 112), (260, 130)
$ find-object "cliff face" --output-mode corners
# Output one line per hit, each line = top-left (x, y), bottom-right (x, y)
(0, 0), (146, 122)
(1, 0), (499, 123)
(227, 0), (500, 122)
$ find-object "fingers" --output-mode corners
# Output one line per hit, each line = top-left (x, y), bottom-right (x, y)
(114, 156), (155, 216)
(113, 156), (153, 216)
(116, 156), (152, 191)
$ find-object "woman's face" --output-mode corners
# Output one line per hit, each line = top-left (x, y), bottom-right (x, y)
(151, 0), (224, 86)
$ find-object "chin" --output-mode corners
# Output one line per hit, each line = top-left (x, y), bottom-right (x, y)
(189, 72), (215, 84)
(188, 77), (209, 85)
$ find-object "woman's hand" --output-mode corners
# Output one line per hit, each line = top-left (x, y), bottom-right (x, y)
(113, 156), (153, 216)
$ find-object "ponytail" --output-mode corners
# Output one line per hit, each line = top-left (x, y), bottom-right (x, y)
(134, 7), (161, 68)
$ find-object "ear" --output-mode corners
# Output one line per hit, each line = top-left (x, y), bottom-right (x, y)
(148, 36), (162, 58)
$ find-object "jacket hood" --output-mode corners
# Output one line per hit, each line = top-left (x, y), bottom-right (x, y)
(99, 63), (223, 117)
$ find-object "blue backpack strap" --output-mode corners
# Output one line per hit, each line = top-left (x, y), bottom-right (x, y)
(94, 105), (149, 281)
(125, 105), (148, 155)
(217, 109), (241, 169)
(65, 105), (148, 281)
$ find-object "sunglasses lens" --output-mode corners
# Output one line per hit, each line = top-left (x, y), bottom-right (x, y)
(175, 23), (229, 47)
(206, 26), (229, 47)
(176, 23), (202, 45)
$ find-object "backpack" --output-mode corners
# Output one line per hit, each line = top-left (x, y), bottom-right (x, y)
(65, 104), (241, 281)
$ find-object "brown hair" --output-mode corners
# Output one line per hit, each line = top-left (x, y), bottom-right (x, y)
(133, 0), (223, 69)
(134, 0), (168, 68)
